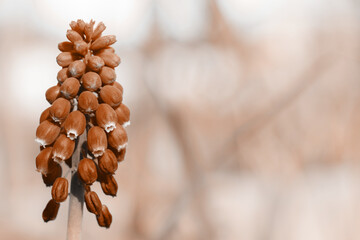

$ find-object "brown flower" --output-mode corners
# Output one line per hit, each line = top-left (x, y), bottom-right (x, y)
(51, 177), (69, 203)
(84, 191), (102, 215)
(99, 85), (123, 108)
(78, 158), (98, 185)
(95, 103), (117, 133)
(42, 199), (60, 222)
(99, 66), (116, 85)
(63, 110), (86, 140)
(98, 149), (118, 174)
(45, 85), (61, 104)
(42, 163), (62, 187)
(100, 174), (118, 196)
(96, 205), (112, 228)
(49, 98), (71, 123)
(78, 91), (99, 113)
(68, 60), (86, 78)
(52, 134), (75, 163)
(81, 72), (101, 91)
(114, 103), (130, 127)
(57, 68), (70, 84)
(60, 77), (80, 99)
(36, 147), (56, 175)
(108, 123), (128, 152)
(35, 120), (61, 147)
(87, 126), (107, 157)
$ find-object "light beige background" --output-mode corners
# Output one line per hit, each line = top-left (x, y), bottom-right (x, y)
(0, 0), (359, 239)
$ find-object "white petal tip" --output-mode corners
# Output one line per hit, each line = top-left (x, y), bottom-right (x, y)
(117, 143), (128, 152)
(35, 138), (47, 147)
(104, 122), (116, 133)
(122, 121), (130, 128)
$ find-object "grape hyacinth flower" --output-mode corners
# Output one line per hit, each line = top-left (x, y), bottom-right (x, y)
(34, 19), (130, 239)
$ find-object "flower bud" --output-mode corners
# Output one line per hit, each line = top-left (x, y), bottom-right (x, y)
(60, 77), (80, 99)
(99, 149), (118, 174)
(99, 85), (123, 108)
(84, 191), (102, 215)
(87, 55), (104, 72)
(84, 20), (95, 41)
(78, 91), (99, 113)
(95, 104), (117, 133)
(96, 52), (120, 68)
(49, 98), (71, 123)
(92, 22), (106, 40)
(68, 60), (86, 78)
(114, 148), (126, 163)
(114, 104), (130, 127)
(51, 177), (69, 202)
(45, 85), (61, 104)
(94, 47), (115, 55)
(52, 134), (75, 163)
(58, 41), (74, 52)
(70, 19), (85, 35)
(74, 40), (88, 56)
(78, 158), (98, 185)
(99, 66), (116, 85)
(63, 111), (86, 140)
(36, 147), (56, 175)
(87, 126), (107, 157)
(57, 68), (70, 84)
(42, 199), (60, 222)
(66, 30), (83, 43)
(81, 72), (101, 91)
(56, 52), (81, 67)
(42, 163), (62, 187)
(108, 123), (128, 152)
(39, 107), (51, 123)
(100, 174), (118, 196)
(110, 81), (123, 94)
(36, 120), (61, 147)
(96, 205), (112, 228)
(91, 35), (116, 51)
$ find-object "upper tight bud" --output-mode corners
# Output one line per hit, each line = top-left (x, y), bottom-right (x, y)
(78, 91), (99, 113)
(60, 77), (80, 99)
(99, 85), (123, 108)
(45, 85), (61, 104)
(81, 72), (101, 91)
(49, 98), (71, 123)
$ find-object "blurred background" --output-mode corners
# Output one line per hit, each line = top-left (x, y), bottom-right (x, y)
(0, 0), (359, 239)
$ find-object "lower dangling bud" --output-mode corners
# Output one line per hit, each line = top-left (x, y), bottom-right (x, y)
(42, 199), (60, 222)
(85, 191), (102, 215)
(96, 205), (112, 228)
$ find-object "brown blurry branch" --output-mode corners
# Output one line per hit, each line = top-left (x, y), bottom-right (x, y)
(211, 52), (335, 169)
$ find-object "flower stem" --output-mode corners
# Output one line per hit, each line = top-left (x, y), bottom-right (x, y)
(66, 130), (87, 240)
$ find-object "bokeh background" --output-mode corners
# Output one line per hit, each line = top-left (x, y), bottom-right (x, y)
(0, 0), (359, 239)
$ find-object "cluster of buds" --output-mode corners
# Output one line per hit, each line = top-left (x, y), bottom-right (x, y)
(35, 19), (130, 228)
